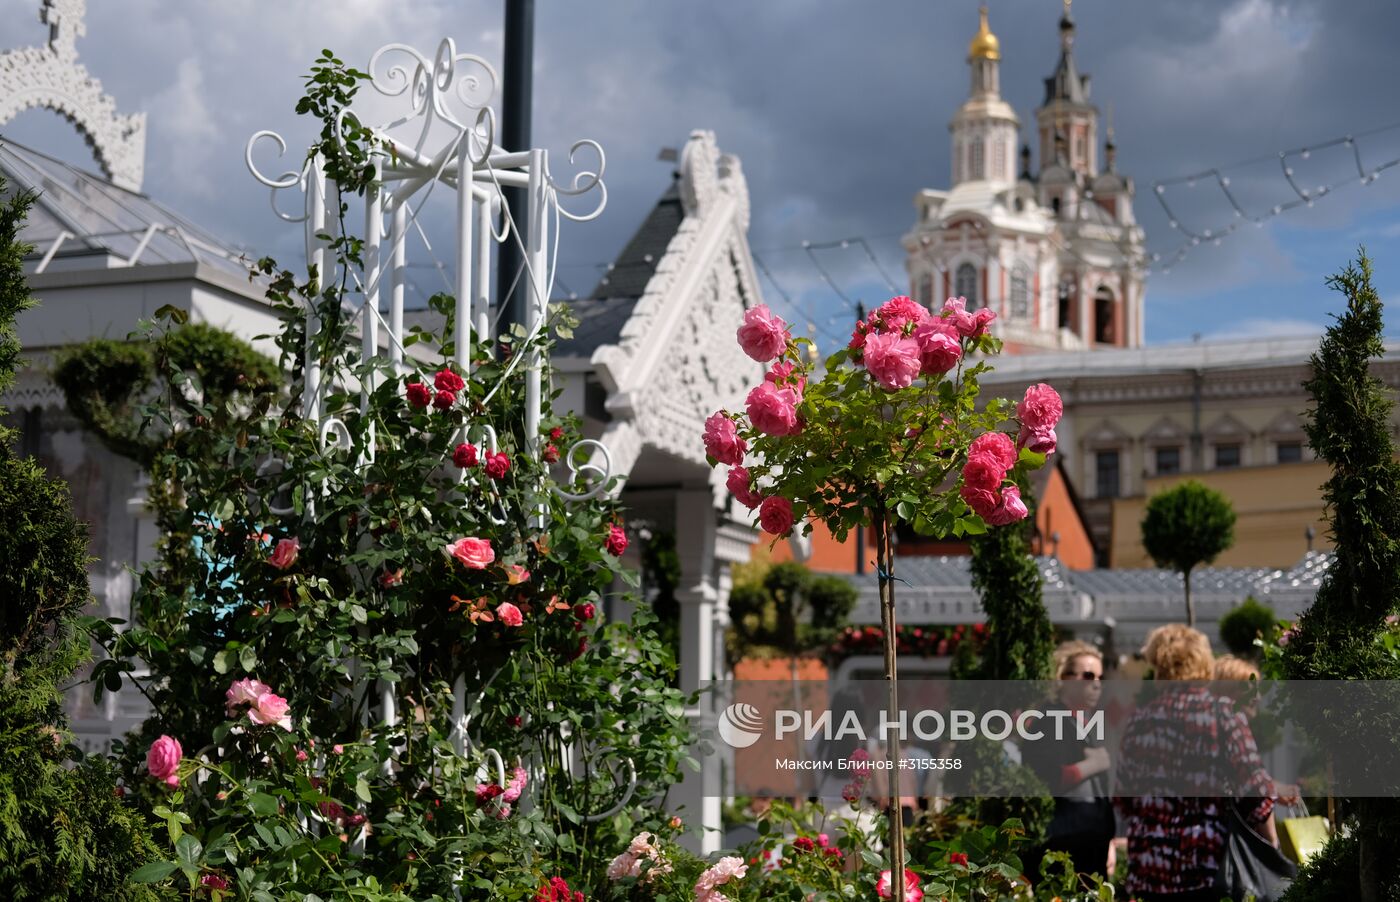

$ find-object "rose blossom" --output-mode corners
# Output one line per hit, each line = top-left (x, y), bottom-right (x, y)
(248, 691), (292, 730)
(226, 678), (272, 713)
(502, 766), (528, 802)
(605, 523), (629, 556)
(574, 602), (596, 621)
(268, 537), (299, 570)
(1019, 426), (1058, 455)
(726, 466), (762, 509)
(969, 432), (1017, 471)
(735, 304), (790, 362)
(549, 426), (564, 442)
(433, 368), (465, 393)
(703, 412), (747, 465)
(496, 602), (524, 627)
(862, 332), (922, 390)
(405, 381), (431, 408)
(200, 875), (230, 891)
(971, 307), (997, 336)
(759, 496), (795, 537)
(453, 442), (479, 468)
(877, 868), (924, 902)
(446, 537), (495, 569)
(874, 295), (929, 334)
(765, 360), (806, 402)
(542, 444), (560, 464)
(985, 484), (1030, 526)
(744, 382), (801, 436)
(913, 320), (962, 375)
(694, 855), (748, 900)
(485, 451), (511, 479)
(849, 320), (869, 354)
(433, 389), (456, 410)
(961, 453), (1007, 492)
(960, 483), (1001, 520)
(1017, 382), (1064, 432)
(941, 296), (976, 337)
(146, 735), (182, 787)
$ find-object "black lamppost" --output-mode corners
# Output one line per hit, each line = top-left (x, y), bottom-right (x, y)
(497, 0), (534, 331)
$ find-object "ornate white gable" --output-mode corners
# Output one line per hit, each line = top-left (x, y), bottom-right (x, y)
(592, 131), (764, 493)
(0, 0), (146, 190)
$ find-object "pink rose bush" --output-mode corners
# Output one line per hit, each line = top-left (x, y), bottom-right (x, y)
(694, 855), (748, 902)
(607, 831), (673, 882)
(704, 294), (1058, 543)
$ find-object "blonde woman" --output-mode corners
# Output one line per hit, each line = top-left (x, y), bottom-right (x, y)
(1021, 640), (1116, 882)
(1115, 625), (1279, 902)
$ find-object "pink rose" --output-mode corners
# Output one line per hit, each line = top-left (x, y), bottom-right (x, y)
(453, 442), (479, 468)
(969, 432), (1017, 471)
(433, 367), (466, 393)
(877, 868), (924, 901)
(199, 875), (229, 891)
(502, 766), (528, 802)
(506, 564), (530, 585)
(147, 735), (182, 786)
(745, 382), (801, 436)
(759, 495), (795, 537)
(726, 466), (762, 509)
(485, 451), (511, 479)
(862, 332), (922, 390)
(849, 320), (869, 353)
(405, 381), (431, 408)
(226, 678), (272, 713)
(1017, 383), (1063, 431)
(736, 304), (790, 362)
(268, 537), (299, 570)
(496, 602), (524, 627)
(333, 744), (344, 755)
(446, 537), (495, 569)
(942, 296), (976, 337)
(985, 484), (1029, 526)
(962, 453), (1007, 492)
(605, 523), (629, 556)
(703, 412), (747, 465)
(1018, 426), (1058, 455)
(874, 295), (929, 334)
(913, 320), (962, 375)
(249, 692), (292, 730)
(971, 307), (997, 336)
(765, 361), (806, 402)
(960, 483), (1001, 519)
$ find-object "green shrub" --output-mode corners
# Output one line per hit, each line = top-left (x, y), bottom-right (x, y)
(1219, 596), (1277, 659)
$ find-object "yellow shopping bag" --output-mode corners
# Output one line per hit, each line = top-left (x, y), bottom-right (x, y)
(1279, 815), (1330, 865)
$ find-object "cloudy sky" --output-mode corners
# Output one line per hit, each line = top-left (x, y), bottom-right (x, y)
(6, 0), (1400, 349)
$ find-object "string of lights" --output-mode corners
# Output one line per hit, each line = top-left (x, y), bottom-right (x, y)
(1149, 119), (1400, 274)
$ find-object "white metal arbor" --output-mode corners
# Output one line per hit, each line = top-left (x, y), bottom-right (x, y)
(243, 37), (620, 794)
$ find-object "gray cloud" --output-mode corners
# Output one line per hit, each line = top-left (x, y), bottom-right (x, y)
(4, 0), (1399, 340)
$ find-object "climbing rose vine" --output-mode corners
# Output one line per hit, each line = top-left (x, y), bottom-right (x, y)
(702, 294), (1062, 900)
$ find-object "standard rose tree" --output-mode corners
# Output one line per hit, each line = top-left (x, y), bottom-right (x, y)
(702, 296), (1062, 900)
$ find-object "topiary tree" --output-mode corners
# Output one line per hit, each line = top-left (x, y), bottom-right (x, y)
(969, 472), (1054, 681)
(1219, 596), (1276, 659)
(1141, 480), (1236, 626)
(1281, 251), (1400, 902)
(0, 180), (160, 898)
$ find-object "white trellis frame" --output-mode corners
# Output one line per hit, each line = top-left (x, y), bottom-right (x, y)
(244, 37), (631, 824)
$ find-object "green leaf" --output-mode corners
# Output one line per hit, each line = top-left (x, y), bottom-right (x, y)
(1017, 448), (1047, 469)
(350, 604), (367, 624)
(153, 304), (190, 324)
(355, 776), (371, 803)
(239, 644), (258, 672)
(129, 860), (179, 883)
(175, 833), (203, 867)
(212, 650), (231, 675)
(248, 792), (279, 817)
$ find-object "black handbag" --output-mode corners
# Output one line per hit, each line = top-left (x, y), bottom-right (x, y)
(1215, 801), (1297, 902)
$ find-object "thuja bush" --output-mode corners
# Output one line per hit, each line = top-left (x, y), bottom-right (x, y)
(0, 181), (161, 898)
(90, 54), (692, 900)
(1282, 251), (1400, 902)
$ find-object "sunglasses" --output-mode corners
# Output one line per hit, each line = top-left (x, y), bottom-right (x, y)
(1061, 671), (1102, 681)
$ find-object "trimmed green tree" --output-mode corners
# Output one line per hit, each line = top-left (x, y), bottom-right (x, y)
(0, 180), (160, 898)
(1282, 251), (1400, 902)
(1218, 596), (1276, 659)
(969, 473), (1054, 681)
(1141, 480), (1236, 626)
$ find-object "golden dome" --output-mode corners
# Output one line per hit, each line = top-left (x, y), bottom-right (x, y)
(969, 6), (1001, 61)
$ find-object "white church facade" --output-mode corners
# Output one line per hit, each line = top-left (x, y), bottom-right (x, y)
(904, 4), (1147, 353)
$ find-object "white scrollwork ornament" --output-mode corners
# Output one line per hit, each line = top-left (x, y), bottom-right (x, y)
(551, 439), (613, 502)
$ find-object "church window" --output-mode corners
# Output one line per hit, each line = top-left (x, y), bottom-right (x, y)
(1050, 196), (1061, 215)
(1095, 450), (1121, 499)
(1276, 441), (1303, 464)
(955, 263), (979, 309)
(1010, 264), (1030, 318)
(971, 138), (984, 180)
(1058, 279), (1074, 330)
(994, 140), (1006, 181)
(1074, 133), (1084, 166)
(918, 273), (935, 307)
(1093, 286), (1116, 344)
